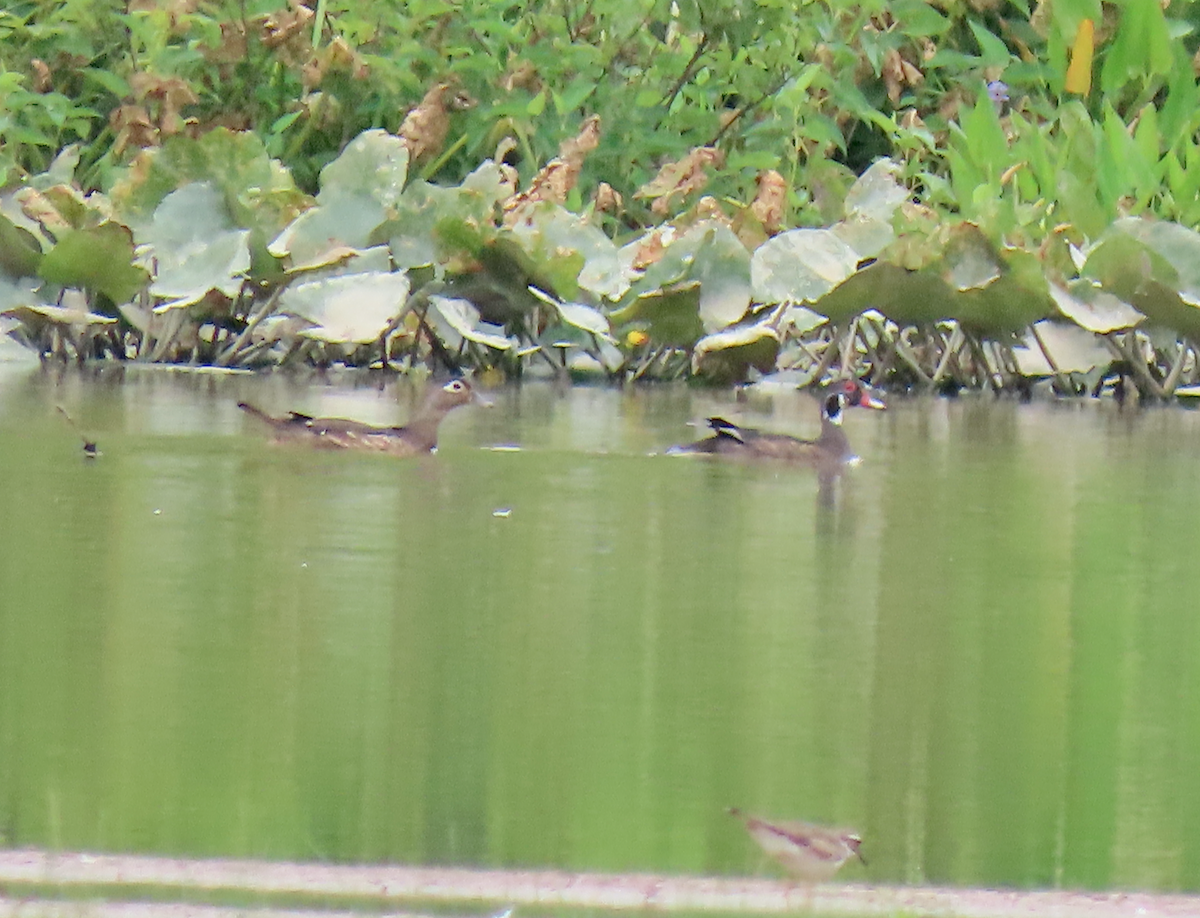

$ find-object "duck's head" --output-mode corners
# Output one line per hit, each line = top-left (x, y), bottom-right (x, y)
(823, 391), (848, 424)
(429, 377), (488, 412)
(834, 377), (886, 410)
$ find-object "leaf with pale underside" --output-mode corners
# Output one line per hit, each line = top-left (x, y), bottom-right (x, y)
(279, 271), (410, 345)
(1050, 281), (1143, 333)
(752, 228), (860, 305)
(429, 295), (515, 350)
(144, 183), (251, 303)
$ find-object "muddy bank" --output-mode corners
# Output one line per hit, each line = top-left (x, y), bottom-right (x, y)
(1, 850), (1198, 918)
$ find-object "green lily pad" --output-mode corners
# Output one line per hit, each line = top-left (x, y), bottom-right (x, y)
(843, 158), (909, 222)
(0, 275), (43, 312)
(109, 128), (303, 238)
(752, 228), (860, 305)
(39, 222), (148, 304)
(269, 192), (386, 270)
(832, 214), (895, 261)
(429, 294), (515, 350)
(1050, 281), (1143, 333)
(144, 182), (251, 301)
(379, 161), (513, 271)
(610, 280), (704, 348)
(621, 221), (750, 334)
(1, 302), (117, 327)
(0, 212), (42, 279)
(280, 270), (411, 344)
(1082, 217), (1200, 339)
(317, 129), (409, 208)
(510, 204), (631, 301)
(814, 261), (957, 325)
(949, 245), (1053, 333)
(1012, 321), (1113, 375)
(692, 318), (781, 382)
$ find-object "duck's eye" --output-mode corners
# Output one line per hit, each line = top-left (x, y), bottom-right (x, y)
(446, 380), (465, 392)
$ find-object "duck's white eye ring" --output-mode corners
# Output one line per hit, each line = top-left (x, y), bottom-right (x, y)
(446, 380), (466, 392)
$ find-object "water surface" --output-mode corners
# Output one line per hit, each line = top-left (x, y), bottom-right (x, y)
(1, 356), (1198, 895)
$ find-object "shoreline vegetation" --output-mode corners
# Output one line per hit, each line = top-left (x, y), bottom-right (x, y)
(2, 849), (1198, 918)
(3, 3), (1200, 398)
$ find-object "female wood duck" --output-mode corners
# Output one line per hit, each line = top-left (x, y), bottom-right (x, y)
(669, 378), (885, 463)
(238, 378), (482, 456)
(729, 808), (866, 882)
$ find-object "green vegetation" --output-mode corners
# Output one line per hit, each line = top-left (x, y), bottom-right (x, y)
(3, 0), (1200, 396)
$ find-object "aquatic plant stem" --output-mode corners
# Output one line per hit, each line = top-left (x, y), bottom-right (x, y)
(1027, 322), (1073, 394)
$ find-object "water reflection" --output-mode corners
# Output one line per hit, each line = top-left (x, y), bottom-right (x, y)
(0, 363), (1198, 894)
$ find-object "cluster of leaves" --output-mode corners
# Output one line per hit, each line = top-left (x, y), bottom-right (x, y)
(2, 1), (1195, 221)
(5, 1), (1200, 395)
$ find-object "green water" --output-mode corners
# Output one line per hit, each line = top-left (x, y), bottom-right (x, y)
(1, 355), (1199, 894)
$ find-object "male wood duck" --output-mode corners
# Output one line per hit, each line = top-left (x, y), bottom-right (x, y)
(729, 808), (866, 883)
(238, 378), (482, 456)
(669, 378), (885, 463)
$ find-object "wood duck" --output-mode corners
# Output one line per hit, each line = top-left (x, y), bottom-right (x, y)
(729, 808), (866, 883)
(670, 378), (885, 463)
(238, 378), (481, 456)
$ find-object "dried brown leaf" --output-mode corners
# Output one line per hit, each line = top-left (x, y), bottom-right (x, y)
(690, 196), (730, 226)
(262, 1), (313, 50)
(900, 59), (924, 89)
(559, 114), (601, 161)
(399, 82), (476, 165)
(18, 188), (71, 235)
(302, 36), (369, 89)
(110, 104), (158, 156)
(634, 147), (724, 217)
(899, 108), (926, 132)
(631, 229), (671, 269)
(501, 116), (602, 223)
(204, 20), (248, 68)
(593, 182), (622, 215)
(30, 59), (51, 93)
(500, 60), (542, 94)
(749, 170), (787, 235)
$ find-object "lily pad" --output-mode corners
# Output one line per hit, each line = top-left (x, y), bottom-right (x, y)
(509, 204), (631, 301)
(950, 246), (1053, 333)
(692, 318), (781, 382)
(752, 228), (860, 305)
(622, 221), (750, 334)
(429, 295), (515, 350)
(268, 193), (386, 270)
(39, 222), (148, 304)
(1, 302), (117, 327)
(317, 129), (409, 208)
(1050, 281), (1143, 333)
(109, 128), (303, 238)
(1082, 217), (1200, 339)
(144, 182), (251, 301)
(0, 275), (41, 312)
(0, 211), (42, 279)
(814, 261), (957, 325)
(1012, 321), (1112, 375)
(843, 158), (909, 222)
(380, 162), (513, 271)
(280, 271), (411, 344)
(609, 280), (704, 347)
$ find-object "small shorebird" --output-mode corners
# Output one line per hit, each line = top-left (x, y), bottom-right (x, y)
(729, 807), (866, 882)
